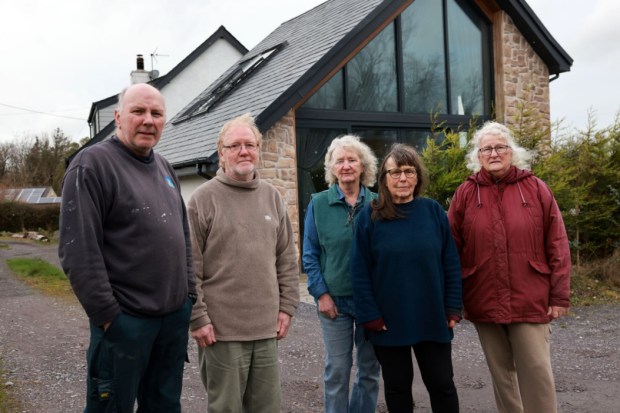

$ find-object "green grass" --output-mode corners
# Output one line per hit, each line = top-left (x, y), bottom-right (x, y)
(5, 258), (75, 301)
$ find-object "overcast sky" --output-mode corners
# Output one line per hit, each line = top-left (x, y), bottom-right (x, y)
(1, 0), (618, 143)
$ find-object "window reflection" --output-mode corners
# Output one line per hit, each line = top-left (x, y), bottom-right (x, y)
(303, 71), (344, 110)
(448, 0), (484, 115)
(402, 0), (447, 113)
(352, 129), (398, 162)
(401, 130), (432, 152)
(347, 25), (398, 112)
(301, 0), (489, 117)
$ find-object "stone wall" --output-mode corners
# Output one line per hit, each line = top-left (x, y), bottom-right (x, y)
(500, 11), (551, 131)
(259, 109), (301, 249)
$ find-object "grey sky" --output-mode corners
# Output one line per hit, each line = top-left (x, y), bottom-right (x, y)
(0, 0), (617, 143)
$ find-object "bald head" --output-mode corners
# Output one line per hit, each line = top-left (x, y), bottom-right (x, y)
(114, 84), (166, 157)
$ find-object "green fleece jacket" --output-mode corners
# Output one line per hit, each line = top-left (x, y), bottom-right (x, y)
(187, 169), (300, 341)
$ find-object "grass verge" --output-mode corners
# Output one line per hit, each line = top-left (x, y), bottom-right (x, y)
(5, 257), (75, 302)
(571, 270), (620, 306)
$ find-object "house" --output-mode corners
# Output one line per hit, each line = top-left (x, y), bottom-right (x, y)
(155, 0), (572, 246)
(84, 25), (248, 149)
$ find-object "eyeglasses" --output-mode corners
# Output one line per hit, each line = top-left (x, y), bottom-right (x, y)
(222, 142), (259, 153)
(478, 145), (510, 156)
(387, 168), (417, 179)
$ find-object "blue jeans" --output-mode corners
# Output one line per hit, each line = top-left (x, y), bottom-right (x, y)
(318, 295), (380, 413)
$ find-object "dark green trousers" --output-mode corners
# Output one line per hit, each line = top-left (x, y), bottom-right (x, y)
(84, 298), (192, 413)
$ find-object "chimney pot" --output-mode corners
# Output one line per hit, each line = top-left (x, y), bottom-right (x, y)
(136, 54), (144, 70)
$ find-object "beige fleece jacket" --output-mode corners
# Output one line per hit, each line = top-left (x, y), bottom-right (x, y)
(187, 169), (300, 341)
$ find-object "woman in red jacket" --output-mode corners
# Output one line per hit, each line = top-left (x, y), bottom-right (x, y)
(448, 121), (571, 413)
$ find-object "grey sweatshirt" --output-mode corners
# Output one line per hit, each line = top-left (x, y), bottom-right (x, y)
(58, 137), (195, 326)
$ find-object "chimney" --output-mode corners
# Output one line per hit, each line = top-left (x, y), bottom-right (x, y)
(136, 54), (144, 70)
(130, 54), (151, 84)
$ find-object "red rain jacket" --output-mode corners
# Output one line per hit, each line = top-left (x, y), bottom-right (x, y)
(448, 166), (570, 323)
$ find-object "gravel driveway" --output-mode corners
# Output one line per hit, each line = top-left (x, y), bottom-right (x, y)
(0, 240), (618, 412)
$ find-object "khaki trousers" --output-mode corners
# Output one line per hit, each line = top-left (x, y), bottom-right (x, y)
(198, 338), (280, 413)
(475, 322), (557, 413)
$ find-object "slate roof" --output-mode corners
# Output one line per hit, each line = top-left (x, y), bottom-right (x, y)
(157, 0), (392, 167)
(156, 0), (573, 169)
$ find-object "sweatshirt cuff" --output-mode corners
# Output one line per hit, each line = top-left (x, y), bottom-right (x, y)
(446, 307), (462, 322)
(361, 317), (385, 331)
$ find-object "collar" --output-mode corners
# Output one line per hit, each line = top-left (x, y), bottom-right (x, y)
(333, 184), (366, 206)
(214, 167), (260, 190)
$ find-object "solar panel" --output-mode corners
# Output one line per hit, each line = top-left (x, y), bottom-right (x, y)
(4, 188), (62, 204)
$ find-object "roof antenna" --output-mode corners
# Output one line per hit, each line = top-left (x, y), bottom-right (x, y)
(150, 48), (169, 71)
(150, 48), (169, 80)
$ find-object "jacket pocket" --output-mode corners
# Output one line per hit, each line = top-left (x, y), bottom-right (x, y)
(528, 260), (551, 275)
(461, 265), (477, 279)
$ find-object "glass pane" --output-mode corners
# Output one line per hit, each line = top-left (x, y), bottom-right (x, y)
(401, 129), (432, 152)
(402, 0), (447, 114)
(296, 127), (348, 235)
(302, 71), (345, 110)
(352, 128), (399, 163)
(447, 0), (484, 115)
(347, 24), (398, 112)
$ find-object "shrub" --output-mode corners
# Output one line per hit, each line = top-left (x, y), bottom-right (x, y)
(0, 202), (60, 233)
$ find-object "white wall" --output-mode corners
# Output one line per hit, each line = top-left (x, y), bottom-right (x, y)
(162, 39), (244, 118)
(179, 174), (209, 202)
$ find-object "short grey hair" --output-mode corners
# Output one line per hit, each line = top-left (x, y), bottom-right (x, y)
(466, 121), (532, 172)
(324, 135), (378, 187)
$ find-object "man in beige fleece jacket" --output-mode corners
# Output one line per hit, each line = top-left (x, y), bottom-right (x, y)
(188, 113), (300, 413)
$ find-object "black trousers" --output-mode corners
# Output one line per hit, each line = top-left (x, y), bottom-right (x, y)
(374, 341), (459, 413)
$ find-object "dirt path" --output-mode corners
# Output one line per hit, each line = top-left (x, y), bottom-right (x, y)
(0, 240), (618, 412)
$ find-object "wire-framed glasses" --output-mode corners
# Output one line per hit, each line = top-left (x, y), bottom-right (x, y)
(387, 168), (417, 179)
(478, 145), (510, 156)
(222, 142), (259, 153)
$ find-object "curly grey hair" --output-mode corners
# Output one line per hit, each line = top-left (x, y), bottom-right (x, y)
(466, 121), (532, 172)
(324, 135), (378, 187)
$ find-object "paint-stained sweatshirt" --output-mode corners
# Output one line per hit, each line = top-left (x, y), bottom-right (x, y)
(187, 169), (300, 341)
(58, 137), (195, 327)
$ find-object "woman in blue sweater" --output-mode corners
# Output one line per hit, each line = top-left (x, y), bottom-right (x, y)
(350, 144), (462, 412)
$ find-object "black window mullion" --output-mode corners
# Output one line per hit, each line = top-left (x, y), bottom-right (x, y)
(343, 66), (349, 109)
(395, 15), (405, 113)
(442, 0), (452, 115)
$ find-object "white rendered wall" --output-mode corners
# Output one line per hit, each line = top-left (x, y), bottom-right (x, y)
(162, 39), (244, 119)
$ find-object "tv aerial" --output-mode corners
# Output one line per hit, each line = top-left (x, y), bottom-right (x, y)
(150, 48), (169, 78)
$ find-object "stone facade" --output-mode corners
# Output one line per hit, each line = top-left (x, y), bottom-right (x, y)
(259, 109), (301, 248)
(499, 12), (551, 131)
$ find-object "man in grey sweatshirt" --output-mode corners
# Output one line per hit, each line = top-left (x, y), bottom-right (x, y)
(59, 83), (196, 413)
